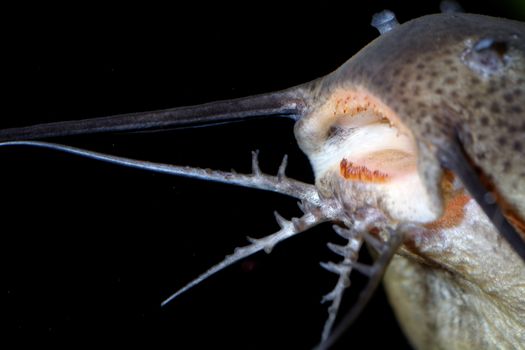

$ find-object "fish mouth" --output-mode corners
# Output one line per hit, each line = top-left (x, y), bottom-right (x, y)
(295, 86), (439, 224)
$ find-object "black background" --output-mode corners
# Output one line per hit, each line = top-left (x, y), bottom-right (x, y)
(3, 1), (523, 349)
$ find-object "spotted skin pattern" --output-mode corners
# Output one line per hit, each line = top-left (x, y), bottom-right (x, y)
(293, 13), (525, 349)
(0, 11), (523, 350)
(339, 14), (525, 221)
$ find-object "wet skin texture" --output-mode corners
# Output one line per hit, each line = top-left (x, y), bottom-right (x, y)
(4, 2), (525, 350)
(292, 12), (525, 349)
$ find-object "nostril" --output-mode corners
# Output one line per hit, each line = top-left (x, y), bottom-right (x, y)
(371, 10), (399, 35)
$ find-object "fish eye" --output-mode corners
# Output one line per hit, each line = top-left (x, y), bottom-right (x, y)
(462, 37), (509, 77)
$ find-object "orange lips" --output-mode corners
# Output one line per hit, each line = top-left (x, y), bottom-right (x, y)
(340, 158), (390, 183)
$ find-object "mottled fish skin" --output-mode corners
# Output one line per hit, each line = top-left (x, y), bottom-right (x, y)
(1, 10), (524, 350)
(334, 13), (525, 226)
(294, 13), (525, 349)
